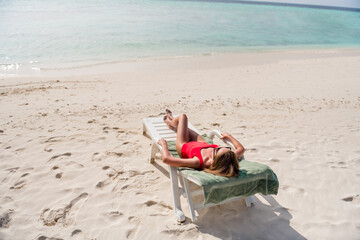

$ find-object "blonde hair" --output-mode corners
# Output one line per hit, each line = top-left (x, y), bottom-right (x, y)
(204, 151), (239, 177)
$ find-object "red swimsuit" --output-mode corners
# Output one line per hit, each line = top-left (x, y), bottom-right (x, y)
(181, 142), (218, 169)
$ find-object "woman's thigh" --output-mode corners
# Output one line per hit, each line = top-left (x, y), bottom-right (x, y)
(188, 128), (205, 142)
(176, 114), (190, 155)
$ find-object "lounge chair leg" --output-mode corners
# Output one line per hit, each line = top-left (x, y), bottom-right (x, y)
(245, 196), (255, 207)
(182, 176), (196, 222)
(169, 166), (185, 223)
(150, 142), (158, 163)
(142, 122), (146, 135)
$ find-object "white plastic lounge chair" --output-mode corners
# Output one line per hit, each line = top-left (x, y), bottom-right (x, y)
(142, 116), (256, 222)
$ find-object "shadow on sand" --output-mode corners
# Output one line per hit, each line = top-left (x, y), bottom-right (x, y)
(193, 195), (305, 240)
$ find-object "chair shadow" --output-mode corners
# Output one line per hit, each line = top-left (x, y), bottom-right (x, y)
(192, 195), (306, 240)
(143, 131), (171, 177)
(152, 161), (170, 179)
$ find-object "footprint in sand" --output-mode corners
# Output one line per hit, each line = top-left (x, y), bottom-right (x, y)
(55, 173), (63, 179)
(44, 146), (53, 152)
(95, 181), (107, 189)
(107, 169), (154, 192)
(128, 170), (154, 177)
(97, 168), (125, 190)
(108, 168), (124, 179)
(126, 216), (141, 239)
(103, 127), (109, 133)
(71, 229), (82, 237)
(41, 208), (64, 226)
(21, 173), (30, 178)
(6, 167), (19, 173)
(10, 180), (26, 190)
(111, 180), (129, 193)
(92, 152), (104, 161)
(103, 211), (123, 221)
(269, 158), (281, 163)
(44, 136), (66, 143)
(40, 193), (88, 227)
(64, 161), (84, 168)
(328, 161), (347, 169)
(144, 200), (172, 217)
(105, 151), (123, 157)
(0, 209), (14, 228)
(342, 195), (360, 204)
(246, 148), (258, 152)
(48, 152), (71, 162)
(146, 200), (172, 210)
(37, 235), (63, 240)
(161, 229), (186, 236)
(281, 185), (305, 194)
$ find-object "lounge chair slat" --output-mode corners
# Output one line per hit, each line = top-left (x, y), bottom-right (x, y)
(158, 130), (175, 134)
(153, 122), (166, 125)
(159, 133), (177, 138)
(157, 127), (171, 131)
(164, 137), (176, 141)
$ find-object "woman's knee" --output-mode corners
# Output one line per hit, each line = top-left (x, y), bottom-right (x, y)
(179, 113), (187, 120)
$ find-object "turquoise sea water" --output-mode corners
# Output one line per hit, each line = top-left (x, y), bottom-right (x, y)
(0, 0), (360, 74)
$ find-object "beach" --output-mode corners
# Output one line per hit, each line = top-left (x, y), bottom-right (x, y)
(0, 49), (359, 239)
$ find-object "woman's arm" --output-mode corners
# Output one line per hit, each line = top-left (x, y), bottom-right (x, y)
(220, 132), (245, 159)
(157, 139), (200, 168)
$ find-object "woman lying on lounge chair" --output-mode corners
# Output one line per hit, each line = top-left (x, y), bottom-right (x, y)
(158, 110), (245, 177)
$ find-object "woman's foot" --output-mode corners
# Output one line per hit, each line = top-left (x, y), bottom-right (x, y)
(163, 109), (173, 120)
(166, 109), (173, 119)
(163, 109), (176, 131)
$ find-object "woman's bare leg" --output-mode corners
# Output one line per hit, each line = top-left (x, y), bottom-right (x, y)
(164, 112), (203, 141)
(164, 112), (206, 155)
(163, 110), (178, 131)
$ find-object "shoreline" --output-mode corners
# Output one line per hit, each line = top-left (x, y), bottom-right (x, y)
(2, 47), (360, 78)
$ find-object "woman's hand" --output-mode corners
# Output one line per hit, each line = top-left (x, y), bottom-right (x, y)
(158, 138), (172, 163)
(158, 138), (168, 148)
(221, 132), (245, 159)
(220, 132), (232, 141)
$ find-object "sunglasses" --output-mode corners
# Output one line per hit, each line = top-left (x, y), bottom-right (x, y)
(213, 147), (232, 158)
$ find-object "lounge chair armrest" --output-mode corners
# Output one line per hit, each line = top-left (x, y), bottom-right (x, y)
(209, 130), (235, 150)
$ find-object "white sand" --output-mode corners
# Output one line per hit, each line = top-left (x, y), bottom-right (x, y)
(0, 49), (359, 240)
